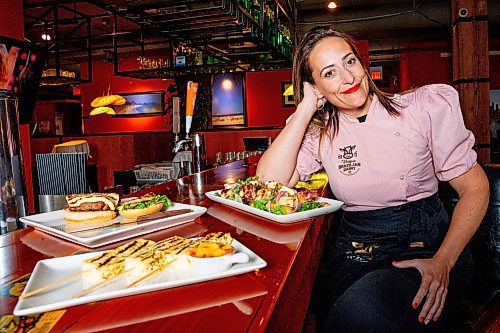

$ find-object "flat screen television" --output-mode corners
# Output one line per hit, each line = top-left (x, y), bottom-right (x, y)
(243, 137), (269, 151)
(0, 35), (46, 124)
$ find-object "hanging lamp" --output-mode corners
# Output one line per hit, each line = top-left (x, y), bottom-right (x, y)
(90, 86), (125, 116)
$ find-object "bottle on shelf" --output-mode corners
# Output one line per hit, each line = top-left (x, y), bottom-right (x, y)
(175, 43), (187, 67)
(264, 3), (276, 46)
(251, 0), (261, 24)
(214, 152), (224, 167)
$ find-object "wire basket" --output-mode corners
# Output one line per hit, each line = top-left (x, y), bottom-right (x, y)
(133, 166), (174, 182)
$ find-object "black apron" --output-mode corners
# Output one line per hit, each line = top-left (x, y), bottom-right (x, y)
(328, 193), (473, 313)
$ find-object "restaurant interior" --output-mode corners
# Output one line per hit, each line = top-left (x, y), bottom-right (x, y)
(0, 0), (498, 211)
(0, 0), (499, 332)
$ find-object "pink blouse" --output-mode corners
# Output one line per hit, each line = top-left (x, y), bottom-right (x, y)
(296, 84), (477, 211)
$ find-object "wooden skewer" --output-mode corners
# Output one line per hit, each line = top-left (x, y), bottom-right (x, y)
(71, 269), (133, 299)
(19, 270), (89, 300)
(127, 258), (177, 288)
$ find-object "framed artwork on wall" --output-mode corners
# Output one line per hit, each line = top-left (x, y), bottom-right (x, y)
(113, 91), (164, 117)
(282, 81), (295, 107)
(211, 72), (246, 126)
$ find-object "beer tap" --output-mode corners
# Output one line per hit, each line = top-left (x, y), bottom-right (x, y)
(173, 136), (193, 153)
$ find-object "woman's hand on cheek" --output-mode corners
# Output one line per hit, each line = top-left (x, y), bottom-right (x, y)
(301, 82), (323, 114)
(392, 258), (451, 325)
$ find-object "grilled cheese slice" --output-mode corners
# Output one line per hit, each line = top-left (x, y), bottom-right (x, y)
(149, 236), (195, 262)
(125, 236), (195, 277)
(82, 239), (155, 280)
(124, 249), (168, 278)
(201, 232), (233, 246)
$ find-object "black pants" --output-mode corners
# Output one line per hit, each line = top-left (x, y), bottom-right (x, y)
(322, 193), (473, 333)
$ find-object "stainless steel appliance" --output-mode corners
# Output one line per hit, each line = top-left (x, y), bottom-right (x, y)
(0, 91), (28, 233)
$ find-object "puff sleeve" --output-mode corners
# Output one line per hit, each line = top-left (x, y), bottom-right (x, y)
(296, 128), (323, 182)
(417, 84), (477, 181)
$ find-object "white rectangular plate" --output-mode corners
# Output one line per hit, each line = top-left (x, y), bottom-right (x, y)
(205, 190), (343, 223)
(13, 239), (266, 316)
(20, 202), (207, 248)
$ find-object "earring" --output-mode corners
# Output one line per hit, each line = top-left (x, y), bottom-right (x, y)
(317, 98), (325, 111)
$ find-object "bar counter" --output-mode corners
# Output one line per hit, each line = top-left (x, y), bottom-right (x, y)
(0, 157), (334, 332)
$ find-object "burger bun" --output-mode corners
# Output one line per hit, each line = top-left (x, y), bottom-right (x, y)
(118, 202), (164, 219)
(63, 209), (117, 224)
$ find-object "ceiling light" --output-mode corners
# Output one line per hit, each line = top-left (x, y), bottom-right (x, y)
(41, 34), (51, 41)
(222, 78), (233, 90)
(327, 1), (337, 9)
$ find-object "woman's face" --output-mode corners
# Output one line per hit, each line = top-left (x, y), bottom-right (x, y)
(308, 37), (371, 116)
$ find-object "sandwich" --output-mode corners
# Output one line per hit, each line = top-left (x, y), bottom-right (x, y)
(64, 193), (120, 224)
(117, 193), (172, 219)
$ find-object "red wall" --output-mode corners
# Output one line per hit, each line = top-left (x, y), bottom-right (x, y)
(245, 70), (294, 127)
(80, 61), (174, 134)
(0, 0), (24, 40)
(408, 51), (452, 87)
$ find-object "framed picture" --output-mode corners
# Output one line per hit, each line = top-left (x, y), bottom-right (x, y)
(490, 90), (500, 140)
(211, 72), (246, 126)
(282, 81), (295, 108)
(113, 91), (164, 117)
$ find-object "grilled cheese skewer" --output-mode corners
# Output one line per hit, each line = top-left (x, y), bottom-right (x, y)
(125, 236), (195, 278)
(82, 239), (155, 281)
(201, 232), (233, 245)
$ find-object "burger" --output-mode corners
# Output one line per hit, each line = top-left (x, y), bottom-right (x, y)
(64, 193), (120, 224)
(117, 193), (172, 219)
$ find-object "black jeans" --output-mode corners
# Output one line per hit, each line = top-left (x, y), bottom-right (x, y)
(322, 193), (473, 333)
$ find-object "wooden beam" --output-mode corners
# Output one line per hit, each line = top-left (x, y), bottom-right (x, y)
(451, 0), (490, 163)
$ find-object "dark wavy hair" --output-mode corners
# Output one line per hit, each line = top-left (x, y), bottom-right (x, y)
(292, 26), (400, 142)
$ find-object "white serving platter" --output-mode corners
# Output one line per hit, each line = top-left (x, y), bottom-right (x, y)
(205, 190), (343, 223)
(14, 239), (266, 316)
(20, 202), (207, 248)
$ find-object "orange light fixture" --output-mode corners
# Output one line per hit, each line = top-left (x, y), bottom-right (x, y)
(90, 95), (125, 108)
(327, 1), (337, 9)
(89, 106), (116, 116)
(89, 86), (126, 116)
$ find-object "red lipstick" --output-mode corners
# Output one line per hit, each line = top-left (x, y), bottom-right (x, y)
(343, 83), (360, 94)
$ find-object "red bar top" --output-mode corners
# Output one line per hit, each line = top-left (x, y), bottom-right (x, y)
(0, 158), (333, 332)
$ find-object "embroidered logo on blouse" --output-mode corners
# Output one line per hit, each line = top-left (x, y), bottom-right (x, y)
(338, 145), (360, 175)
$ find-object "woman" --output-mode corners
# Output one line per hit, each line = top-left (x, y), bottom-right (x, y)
(256, 26), (490, 332)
